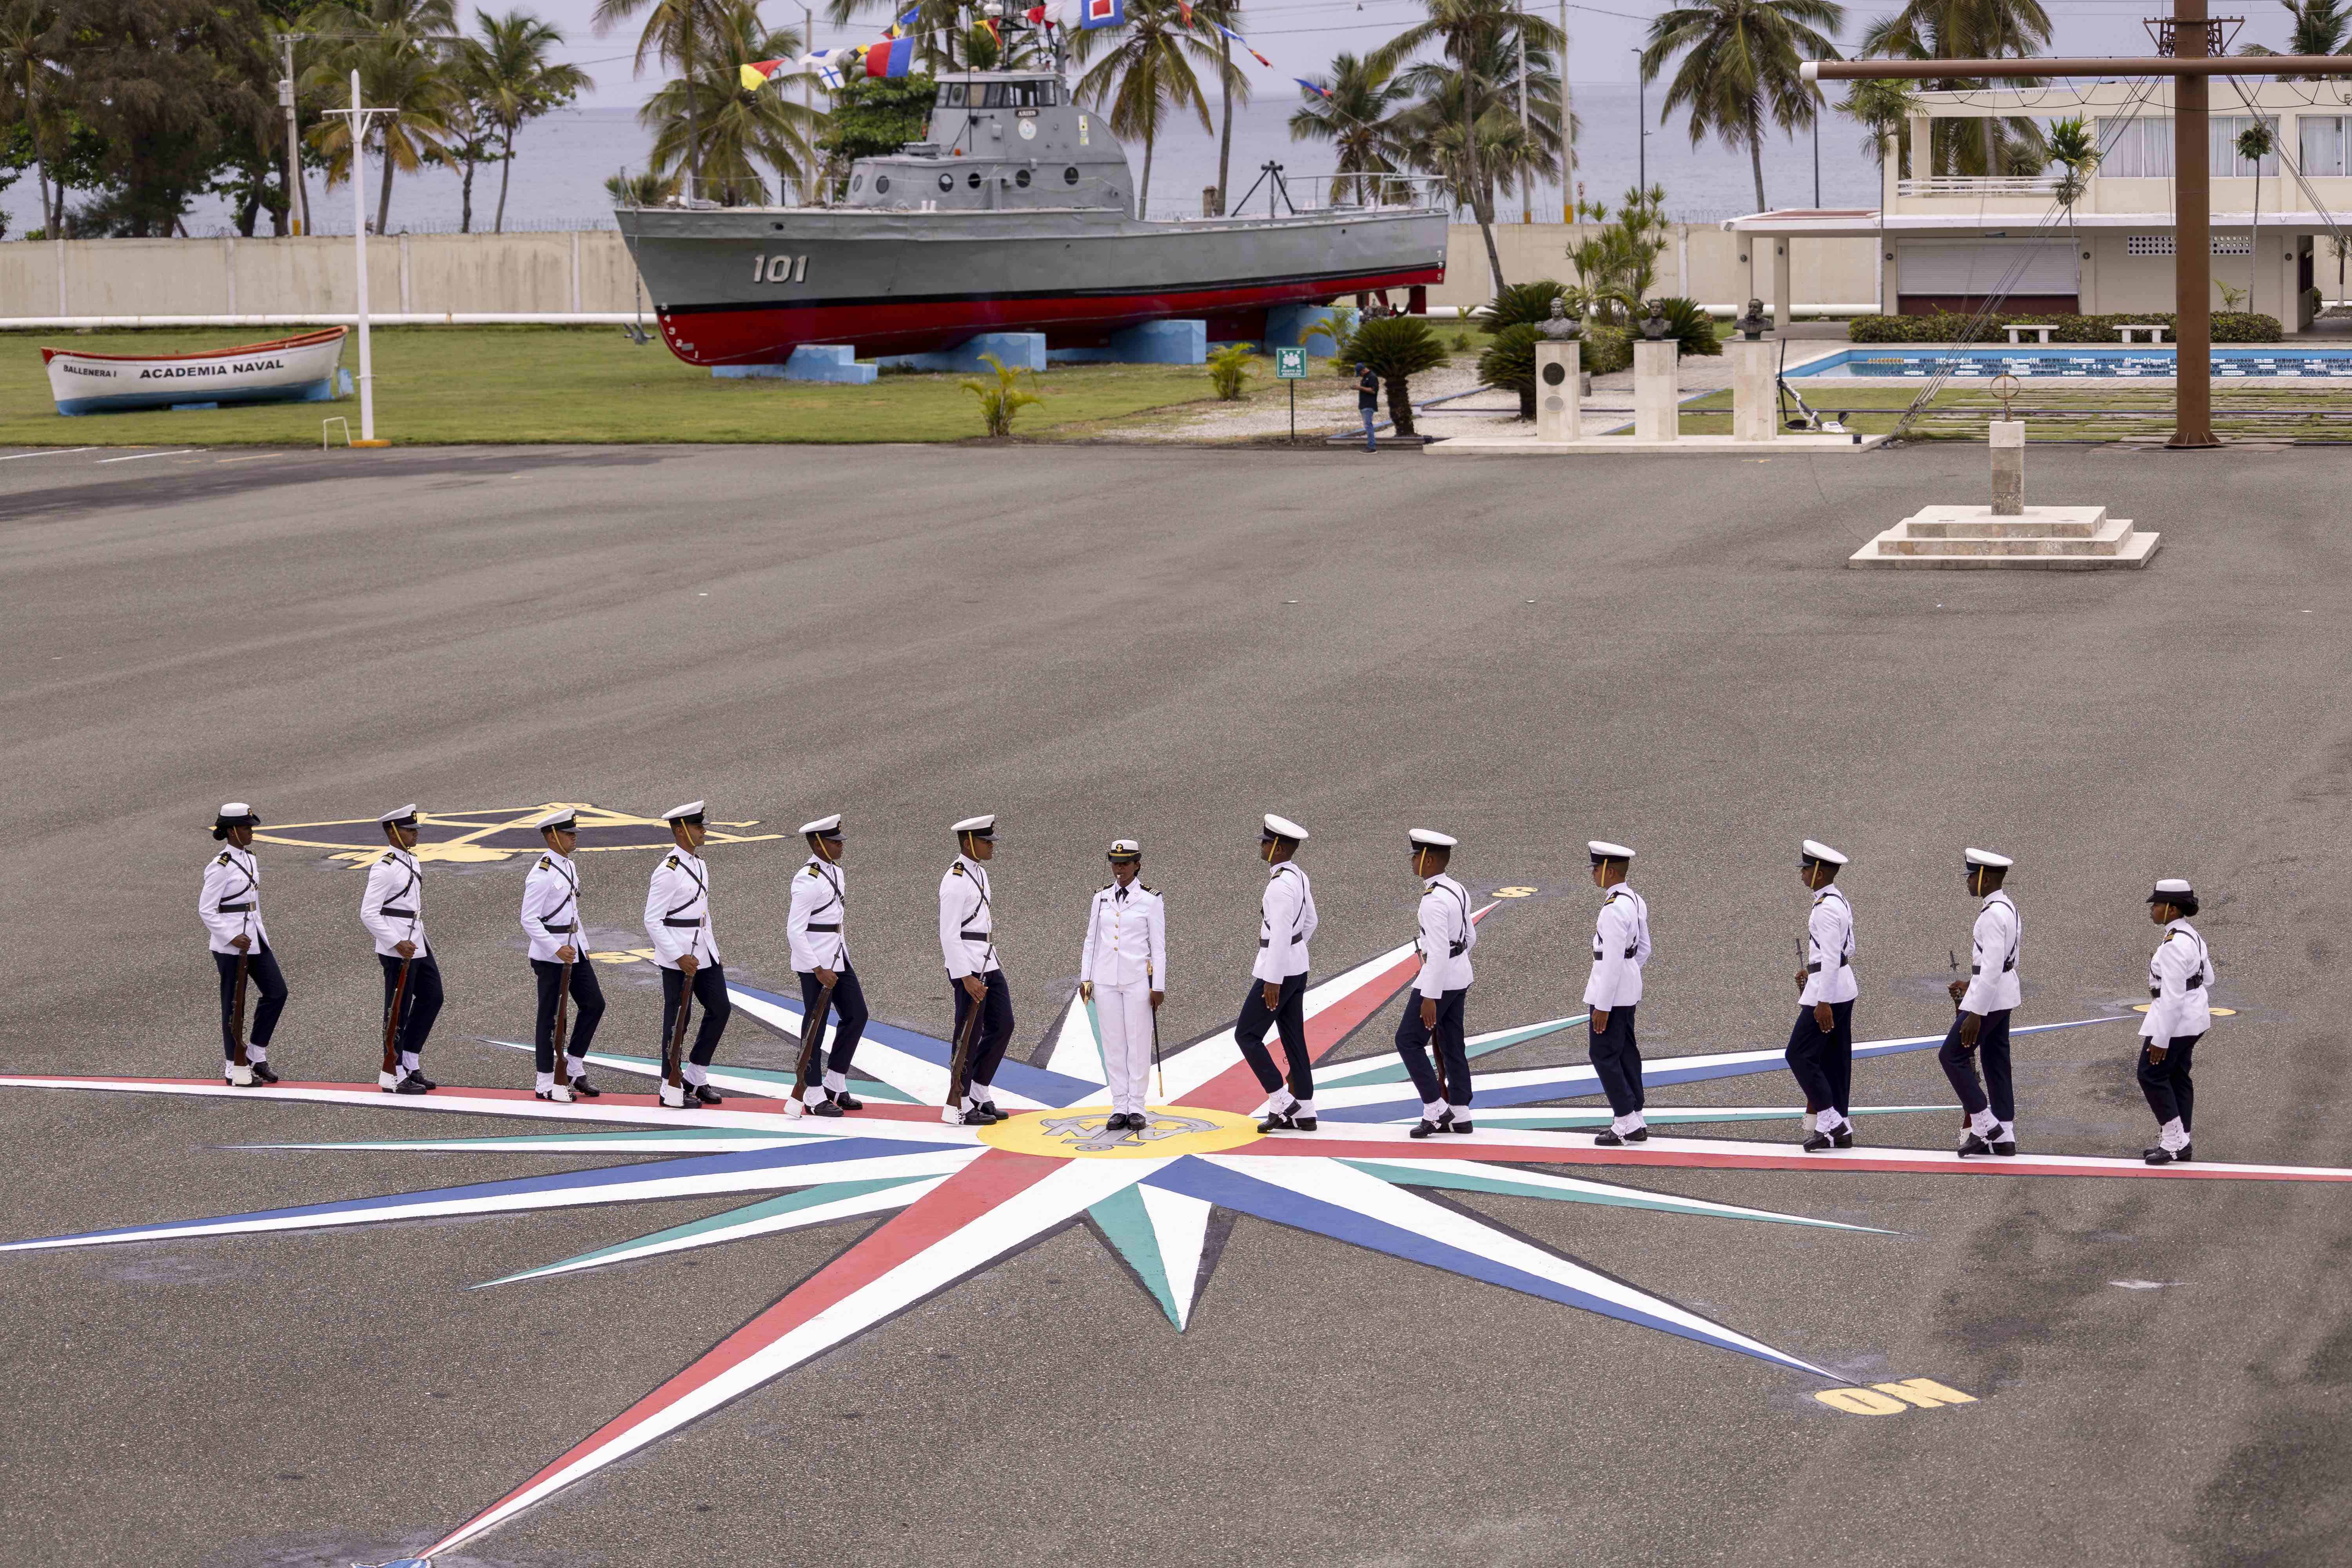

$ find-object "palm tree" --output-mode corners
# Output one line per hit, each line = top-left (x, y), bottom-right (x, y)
(607, 167), (680, 204)
(828, 0), (966, 73)
(643, 4), (817, 204)
(2238, 0), (2347, 55)
(597, 0), (730, 182)
(0, 0), (60, 232)
(1839, 77), (1918, 309)
(2237, 118), (2276, 313)
(1640, 0), (1844, 214)
(2045, 114), (2097, 298)
(1372, 0), (1565, 294)
(1395, 31), (1566, 222)
(1290, 53), (1412, 204)
(1858, 0), (2051, 177)
(1071, 0), (1210, 219)
(465, 9), (590, 232)
(1180, 0), (1252, 215)
(303, 0), (462, 236)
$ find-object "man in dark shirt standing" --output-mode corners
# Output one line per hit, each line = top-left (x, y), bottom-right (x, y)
(1357, 361), (1380, 452)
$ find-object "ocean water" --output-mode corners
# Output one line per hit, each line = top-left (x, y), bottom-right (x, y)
(1, 84), (1878, 240)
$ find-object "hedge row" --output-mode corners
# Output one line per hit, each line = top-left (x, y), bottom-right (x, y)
(1849, 311), (2283, 345)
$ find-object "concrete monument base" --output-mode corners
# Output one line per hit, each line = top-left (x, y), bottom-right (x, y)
(1849, 505), (2160, 569)
(1431, 432), (1889, 456)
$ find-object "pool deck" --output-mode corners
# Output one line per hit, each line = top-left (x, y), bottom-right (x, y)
(1783, 339), (2352, 387)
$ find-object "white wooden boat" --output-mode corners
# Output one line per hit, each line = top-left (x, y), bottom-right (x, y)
(43, 327), (348, 416)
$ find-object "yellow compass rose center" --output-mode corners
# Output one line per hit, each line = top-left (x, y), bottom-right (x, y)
(980, 1106), (1264, 1160)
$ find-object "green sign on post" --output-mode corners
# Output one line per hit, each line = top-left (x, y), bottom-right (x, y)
(1275, 347), (1308, 379)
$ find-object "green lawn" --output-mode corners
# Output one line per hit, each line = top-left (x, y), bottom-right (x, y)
(1, 325), (1281, 447)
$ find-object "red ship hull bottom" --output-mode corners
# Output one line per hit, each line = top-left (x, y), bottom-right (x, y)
(656, 267), (1446, 367)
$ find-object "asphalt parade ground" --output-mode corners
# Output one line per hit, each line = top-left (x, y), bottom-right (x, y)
(4, 439), (2352, 1568)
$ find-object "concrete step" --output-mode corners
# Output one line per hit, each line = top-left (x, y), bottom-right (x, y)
(1881, 513), (2139, 556)
(1898, 504), (2109, 538)
(1850, 528), (2160, 570)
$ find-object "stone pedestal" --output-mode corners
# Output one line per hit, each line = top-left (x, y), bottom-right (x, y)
(1535, 341), (1581, 443)
(1633, 340), (1679, 443)
(1990, 420), (2025, 515)
(1849, 505), (2159, 570)
(1730, 339), (1776, 443)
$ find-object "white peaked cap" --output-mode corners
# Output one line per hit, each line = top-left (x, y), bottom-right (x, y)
(1588, 840), (1635, 860)
(379, 804), (419, 824)
(1408, 828), (1457, 848)
(800, 813), (842, 836)
(1964, 846), (2014, 868)
(661, 800), (706, 822)
(534, 808), (576, 830)
(1263, 813), (1309, 841)
(220, 801), (253, 817)
(1801, 839), (1848, 865)
(2151, 877), (2194, 897)
(1108, 838), (1142, 857)
(953, 814), (995, 834)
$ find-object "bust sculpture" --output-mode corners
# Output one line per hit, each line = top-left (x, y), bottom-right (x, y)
(1537, 296), (1582, 341)
(1639, 299), (1670, 342)
(1734, 298), (1767, 341)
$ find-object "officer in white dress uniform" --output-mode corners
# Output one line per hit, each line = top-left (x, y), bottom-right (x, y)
(200, 803), (286, 1086)
(940, 814), (1013, 1125)
(1078, 838), (1166, 1130)
(1785, 840), (1858, 1152)
(2138, 878), (2214, 1165)
(1397, 829), (1477, 1139)
(1941, 847), (2022, 1157)
(520, 808), (606, 1102)
(362, 805), (442, 1094)
(645, 800), (731, 1109)
(787, 813), (867, 1117)
(1584, 840), (1651, 1146)
(1238, 814), (1320, 1132)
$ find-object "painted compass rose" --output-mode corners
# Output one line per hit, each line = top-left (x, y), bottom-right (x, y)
(4, 904), (2345, 1563)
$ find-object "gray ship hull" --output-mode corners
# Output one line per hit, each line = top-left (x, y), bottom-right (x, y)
(615, 205), (1450, 365)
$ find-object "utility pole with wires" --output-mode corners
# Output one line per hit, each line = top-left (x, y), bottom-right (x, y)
(324, 69), (394, 446)
(1559, 0), (1573, 218)
(1633, 47), (1646, 190)
(279, 33), (306, 235)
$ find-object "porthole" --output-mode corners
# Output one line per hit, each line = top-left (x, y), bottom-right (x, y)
(875, 175), (891, 194)
(1063, 166), (1080, 185)
(851, 174), (864, 192)
(968, 171), (983, 189)
(938, 172), (954, 191)
(1015, 169), (1032, 188)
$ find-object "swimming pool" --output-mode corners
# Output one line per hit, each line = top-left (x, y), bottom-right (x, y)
(1786, 347), (2352, 379)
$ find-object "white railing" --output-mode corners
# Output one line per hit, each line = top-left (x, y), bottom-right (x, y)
(1898, 175), (2063, 196)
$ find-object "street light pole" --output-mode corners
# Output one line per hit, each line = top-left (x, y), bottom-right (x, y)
(1633, 48), (1646, 190)
(280, 33), (305, 236)
(326, 68), (392, 446)
(1516, 0), (1530, 222)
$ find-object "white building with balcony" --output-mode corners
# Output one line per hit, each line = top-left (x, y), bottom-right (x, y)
(1724, 78), (2352, 331)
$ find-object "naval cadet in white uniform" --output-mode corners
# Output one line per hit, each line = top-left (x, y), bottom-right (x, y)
(1396, 829), (1477, 1139)
(520, 808), (606, 1103)
(200, 803), (286, 1086)
(1942, 847), (2022, 1157)
(1238, 814), (1320, 1132)
(362, 805), (442, 1094)
(646, 800), (731, 1109)
(2138, 878), (2214, 1165)
(1583, 840), (1651, 1146)
(787, 813), (867, 1117)
(1078, 838), (1166, 1130)
(1785, 840), (1858, 1152)
(940, 814), (1013, 1125)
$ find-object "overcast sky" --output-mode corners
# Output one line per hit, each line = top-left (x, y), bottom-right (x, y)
(528, 1), (2312, 108)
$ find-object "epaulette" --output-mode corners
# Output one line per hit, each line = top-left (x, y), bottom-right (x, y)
(951, 863), (965, 877)
(1099, 882), (1114, 893)
(216, 852), (231, 865)
(1140, 882), (1154, 893)
(805, 866), (820, 878)
(538, 855), (553, 869)
(665, 855), (679, 869)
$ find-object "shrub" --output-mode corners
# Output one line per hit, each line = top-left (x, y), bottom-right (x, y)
(1477, 323), (1544, 419)
(1476, 279), (1575, 330)
(1207, 341), (1257, 401)
(1581, 323), (1632, 375)
(961, 353), (1044, 437)
(1847, 310), (2282, 345)
(1335, 314), (1448, 437)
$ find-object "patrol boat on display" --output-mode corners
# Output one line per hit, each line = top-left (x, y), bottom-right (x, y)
(615, 61), (1448, 367)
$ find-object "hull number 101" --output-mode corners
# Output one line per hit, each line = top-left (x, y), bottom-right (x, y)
(753, 254), (811, 285)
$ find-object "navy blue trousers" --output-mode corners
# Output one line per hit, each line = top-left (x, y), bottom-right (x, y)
(378, 952), (443, 1061)
(2137, 1033), (2201, 1130)
(1395, 987), (1471, 1108)
(1784, 999), (1855, 1116)
(1237, 973), (1313, 1100)
(1589, 1004), (1644, 1117)
(798, 962), (869, 1076)
(213, 944), (287, 1058)
(531, 958), (605, 1072)
(659, 963), (732, 1068)
(950, 969), (1013, 1092)
(1938, 1007), (2014, 1121)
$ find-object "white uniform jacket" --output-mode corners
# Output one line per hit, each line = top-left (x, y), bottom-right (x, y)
(1582, 884), (1650, 1009)
(939, 857), (1000, 979)
(788, 857), (849, 973)
(2141, 919), (2213, 1043)
(1252, 862), (1318, 983)
(361, 848), (429, 958)
(520, 850), (585, 964)
(1081, 881), (1165, 991)
(1958, 889), (2022, 1015)
(1798, 886), (1858, 1006)
(1414, 873), (1476, 998)
(644, 848), (719, 969)
(200, 844), (269, 955)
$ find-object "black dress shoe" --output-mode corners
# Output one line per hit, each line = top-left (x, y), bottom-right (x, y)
(1832, 1129), (1855, 1149)
(1292, 1116), (1318, 1132)
(832, 1091), (864, 1112)
(394, 1073), (431, 1095)
(1257, 1110), (1296, 1133)
(1802, 1132), (1835, 1152)
(408, 1072), (439, 1091)
(692, 1084), (724, 1105)
(249, 1062), (280, 1085)
(2142, 1145), (2172, 1164)
(810, 1098), (844, 1118)
(569, 1074), (601, 1098)
(1623, 1126), (1648, 1143)
(958, 1107), (993, 1125)
(1447, 1118), (1474, 1134)
(2176, 1142), (2192, 1163)
(1593, 1129), (1625, 1147)
(1107, 1112), (1133, 1132)
(1958, 1133), (1993, 1157)
(979, 1103), (1009, 1123)
(1409, 1119), (1443, 1139)
(1991, 1140), (2017, 1157)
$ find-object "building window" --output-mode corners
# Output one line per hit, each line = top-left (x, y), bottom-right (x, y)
(2125, 234), (2175, 256)
(2212, 234), (2252, 256)
(2301, 115), (2348, 177)
(2099, 116), (2172, 178)
(2210, 115), (2281, 176)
